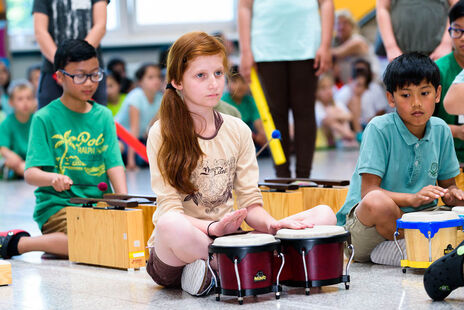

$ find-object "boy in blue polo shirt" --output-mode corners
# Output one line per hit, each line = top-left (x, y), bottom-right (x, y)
(336, 53), (464, 264)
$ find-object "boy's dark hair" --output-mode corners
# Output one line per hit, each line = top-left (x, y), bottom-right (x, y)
(352, 58), (372, 86)
(229, 65), (245, 82)
(107, 57), (126, 72)
(54, 39), (97, 71)
(449, 0), (464, 24)
(107, 70), (123, 85)
(135, 63), (159, 81)
(27, 64), (41, 80)
(383, 52), (440, 94)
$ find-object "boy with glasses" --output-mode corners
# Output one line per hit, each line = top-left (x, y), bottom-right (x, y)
(0, 39), (127, 259)
(435, 0), (464, 165)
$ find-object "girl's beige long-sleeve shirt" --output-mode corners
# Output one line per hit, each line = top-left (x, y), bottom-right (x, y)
(146, 112), (263, 247)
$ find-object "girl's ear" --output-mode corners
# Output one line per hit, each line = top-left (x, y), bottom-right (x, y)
(171, 80), (182, 90)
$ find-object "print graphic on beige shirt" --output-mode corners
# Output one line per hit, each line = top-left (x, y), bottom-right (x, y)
(146, 112), (263, 247)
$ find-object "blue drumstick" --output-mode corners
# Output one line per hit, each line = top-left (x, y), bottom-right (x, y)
(256, 130), (281, 157)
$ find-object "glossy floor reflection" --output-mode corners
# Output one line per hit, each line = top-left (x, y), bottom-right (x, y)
(1, 149), (463, 309)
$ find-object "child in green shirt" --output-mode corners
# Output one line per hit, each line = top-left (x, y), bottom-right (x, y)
(0, 80), (36, 178)
(0, 39), (127, 260)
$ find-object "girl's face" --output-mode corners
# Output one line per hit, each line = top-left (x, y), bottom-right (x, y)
(139, 66), (162, 95)
(175, 54), (225, 112)
(0, 62), (10, 87)
(316, 77), (334, 104)
(106, 76), (121, 102)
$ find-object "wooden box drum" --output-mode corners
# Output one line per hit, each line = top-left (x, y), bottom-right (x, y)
(452, 206), (464, 245)
(394, 211), (463, 272)
(264, 178), (349, 214)
(275, 225), (353, 295)
(208, 233), (284, 304)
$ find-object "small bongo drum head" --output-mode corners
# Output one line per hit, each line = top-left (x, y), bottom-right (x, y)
(401, 211), (459, 222)
(275, 225), (346, 239)
(452, 206), (464, 215)
(212, 233), (277, 247)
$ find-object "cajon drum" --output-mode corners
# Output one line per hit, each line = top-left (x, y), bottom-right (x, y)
(265, 178), (349, 214)
(0, 260), (11, 285)
(67, 199), (146, 270)
(104, 194), (157, 259)
(240, 183), (303, 231)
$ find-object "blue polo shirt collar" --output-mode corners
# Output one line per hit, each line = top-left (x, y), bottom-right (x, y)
(393, 111), (431, 145)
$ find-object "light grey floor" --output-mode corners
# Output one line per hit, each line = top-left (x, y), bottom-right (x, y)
(1, 149), (463, 309)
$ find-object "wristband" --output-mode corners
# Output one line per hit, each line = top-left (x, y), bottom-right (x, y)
(207, 220), (219, 238)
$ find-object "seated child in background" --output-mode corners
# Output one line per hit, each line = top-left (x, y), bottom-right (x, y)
(107, 57), (135, 94)
(0, 80), (37, 178)
(106, 71), (126, 117)
(27, 64), (41, 95)
(336, 53), (464, 266)
(115, 63), (163, 170)
(335, 59), (390, 141)
(221, 65), (267, 148)
(315, 73), (355, 147)
(0, 59), (12, 115)
(0, 39), (127, 260)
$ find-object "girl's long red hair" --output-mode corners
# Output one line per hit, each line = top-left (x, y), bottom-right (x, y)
(158, 32), (227, 194)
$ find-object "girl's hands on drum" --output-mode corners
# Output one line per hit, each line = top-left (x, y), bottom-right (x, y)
(270, 218), (314, 235)
(209, 209), (248, 237)
(410, 185), (448, 207)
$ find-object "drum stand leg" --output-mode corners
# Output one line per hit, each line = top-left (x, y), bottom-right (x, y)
(234, 258), (243, 305)
(428, 231), (432, 263)
(207, 254), (220, 301)
(275, 252), (285, 299)
(393, 231), (406, 273)
(344, 244), (354, 290)
(301, 250), (310, 295)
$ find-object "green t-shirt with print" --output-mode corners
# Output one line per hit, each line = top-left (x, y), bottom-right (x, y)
(435, 52), (464, 162)
(25, 99), (124, 229)
(221, 93), (260, 130)
(0, 113), (33, 160)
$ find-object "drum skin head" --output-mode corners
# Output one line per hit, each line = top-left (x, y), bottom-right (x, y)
(276, 225), (346, 239)
(452, 206), (464, 215)
(212, 233), (277, 247)
(401, 211), (459, 222)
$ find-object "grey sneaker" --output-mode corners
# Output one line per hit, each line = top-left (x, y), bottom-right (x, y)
(370, 239), (406, 267)
(181, 259), (214, 296)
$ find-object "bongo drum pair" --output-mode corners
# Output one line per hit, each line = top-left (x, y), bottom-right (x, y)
(394, 211), (463, 272)
(208, 226), (353, 304)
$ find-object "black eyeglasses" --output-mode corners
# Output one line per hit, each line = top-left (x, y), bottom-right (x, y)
(449, 26), (464, 39)
(59, 69), (104, 84)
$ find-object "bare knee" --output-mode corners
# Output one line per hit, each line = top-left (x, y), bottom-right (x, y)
(155, 212), (190, 241)
(312, 204), (337, 225)
(358, 190), (400, 222)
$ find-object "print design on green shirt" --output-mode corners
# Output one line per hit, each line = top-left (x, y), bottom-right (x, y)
(428, 162), (439, 178)
(52, 130), (108, 176)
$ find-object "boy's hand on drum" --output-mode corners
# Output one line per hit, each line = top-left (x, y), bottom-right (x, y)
(210, 209), (248, 237)
(51, 173), (73, 192)
(270, 219), (314, 235)
(443, 187), (464, 205)
(411, 185), (448, 207)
